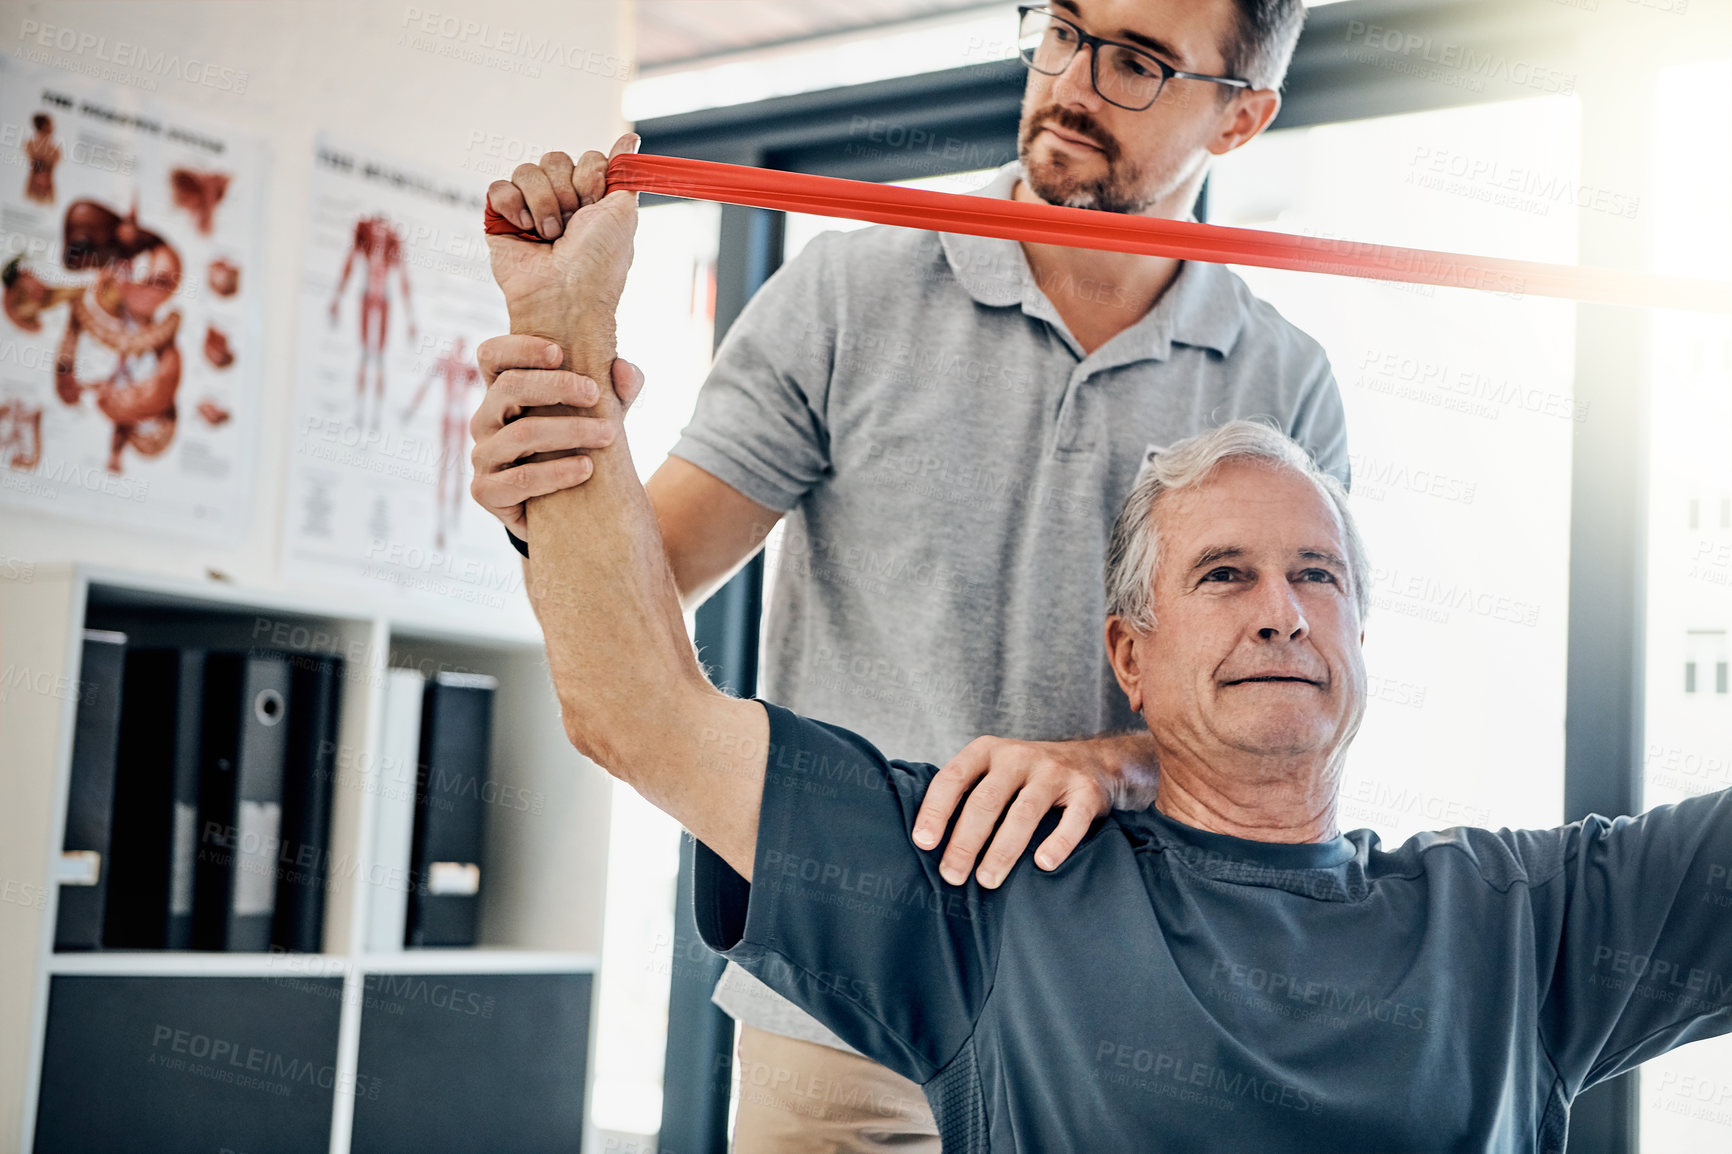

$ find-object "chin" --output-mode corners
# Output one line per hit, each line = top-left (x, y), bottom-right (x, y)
(1027, 154), (1099, 202)
(1220, 708), (1335, 759)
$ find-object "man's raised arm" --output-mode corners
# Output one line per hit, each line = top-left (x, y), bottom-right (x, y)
(482, 139), (768, 880)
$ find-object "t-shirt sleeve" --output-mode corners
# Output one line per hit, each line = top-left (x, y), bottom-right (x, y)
(692, 701), (1006, 1085)
(667, 232), (840, 513)
(1528, 788), (1732, 1091)
(1288, 349), (1350, 491)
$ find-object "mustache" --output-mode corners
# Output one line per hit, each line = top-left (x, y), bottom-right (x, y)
(1021, 104), (1121, 163)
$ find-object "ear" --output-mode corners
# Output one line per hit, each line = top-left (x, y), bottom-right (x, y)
(1206, 87), (1281, 157)
(1106, 616), (1146, 714)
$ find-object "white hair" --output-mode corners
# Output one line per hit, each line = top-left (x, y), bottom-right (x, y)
(1104, 420), (1369, 631)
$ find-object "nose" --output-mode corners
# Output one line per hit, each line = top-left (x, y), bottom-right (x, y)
(1050, 41), (1103, 110)
(1253, 578), (1309, 643)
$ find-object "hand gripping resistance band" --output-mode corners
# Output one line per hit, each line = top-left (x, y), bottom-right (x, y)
(484, 153), (1731, 315)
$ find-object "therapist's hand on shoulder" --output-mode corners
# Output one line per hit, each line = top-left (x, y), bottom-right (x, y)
(913, 733), (1161, 888)
(469, 337), (643, 542)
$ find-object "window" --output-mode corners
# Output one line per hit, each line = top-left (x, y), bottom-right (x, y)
(1640, 58), (1732, 1154)
(1207, 96), (1581, 844)
(590, 198), (722, 1150)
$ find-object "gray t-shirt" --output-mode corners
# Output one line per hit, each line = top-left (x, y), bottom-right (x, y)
(671, 163), (1349, 1047)
(696, 702), (1732, 1152)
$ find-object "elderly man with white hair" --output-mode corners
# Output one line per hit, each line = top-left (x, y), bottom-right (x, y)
(490, 186), (1732, 1153)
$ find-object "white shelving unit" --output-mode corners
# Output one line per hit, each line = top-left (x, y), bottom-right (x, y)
(0, 562), (612, 1153)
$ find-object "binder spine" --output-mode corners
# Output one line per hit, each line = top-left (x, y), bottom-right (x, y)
(273, 654), (343, 953)
(54, 630), (128, 951)
(407, 672), (497, 948)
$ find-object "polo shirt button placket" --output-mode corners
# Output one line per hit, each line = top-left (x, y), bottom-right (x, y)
(1054, 366), (1095, 454)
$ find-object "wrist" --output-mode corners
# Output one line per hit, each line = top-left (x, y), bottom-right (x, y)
(510, 310), (616, 367)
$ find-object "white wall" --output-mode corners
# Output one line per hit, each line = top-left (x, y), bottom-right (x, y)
(0, 0), (632, 608)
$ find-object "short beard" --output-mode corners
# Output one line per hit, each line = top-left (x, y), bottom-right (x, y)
(1018, 104), (1155, 215)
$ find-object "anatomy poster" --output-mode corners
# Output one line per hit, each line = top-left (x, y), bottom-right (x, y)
(283, 136), (524, 619)
(0, 52), (265, 538)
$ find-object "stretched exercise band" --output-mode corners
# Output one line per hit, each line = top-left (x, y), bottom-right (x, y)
(484, 154), (1731, 314)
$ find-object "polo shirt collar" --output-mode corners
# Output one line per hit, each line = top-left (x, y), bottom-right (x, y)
(939, 162), (1245, 362)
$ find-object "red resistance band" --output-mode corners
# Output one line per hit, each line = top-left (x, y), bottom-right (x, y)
(483, 154), (1731, 314)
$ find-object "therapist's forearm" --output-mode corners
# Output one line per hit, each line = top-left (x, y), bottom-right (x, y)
(1097, 730), (1162, 810)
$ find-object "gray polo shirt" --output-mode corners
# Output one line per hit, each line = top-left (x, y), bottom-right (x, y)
(670, 163), (1349, 1048)
(696, 702), (1732, 1152)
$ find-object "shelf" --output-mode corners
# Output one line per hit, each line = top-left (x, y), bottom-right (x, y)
(4, 560), (612, 1154)
(61, 562), (545, 649)
(47, 950), (599, 977)
(47, 951), (346, 978)
(354, 950), (600, 974)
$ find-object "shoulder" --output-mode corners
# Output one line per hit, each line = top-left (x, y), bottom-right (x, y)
(1215, 266), (1332, 377)
(763, 702), (939, 799)
(1371, 824), (1568, 893)
(790, 224), (949, 285)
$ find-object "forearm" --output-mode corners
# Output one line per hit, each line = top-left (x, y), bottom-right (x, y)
(512, 306), (768, 871)
(1092, 729), (1162, 810)
(514, 305), (702, 768)
(645, 458), (781, 615)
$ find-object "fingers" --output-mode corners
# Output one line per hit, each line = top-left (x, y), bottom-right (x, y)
(471, 456), (594, 522)
(471, 413), (616, 474)
(962, 781), (1062, 889)
(608, 131), (641, 161)
(611, 357), (647, 409)
(914, 738), (992, 851)
(477, 334), (562, 385)
(573, 148), (609, 209)
(1033, 801), (1102, 873)
(512, 159), (567, 240)
(470, 369), (599, 442)
(538, 152), (581, 223)
(937, 765), (1039, 887)
(486, 178), (533, 234)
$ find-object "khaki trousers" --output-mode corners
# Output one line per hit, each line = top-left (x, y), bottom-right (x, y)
(731, 1025), (940, 1152)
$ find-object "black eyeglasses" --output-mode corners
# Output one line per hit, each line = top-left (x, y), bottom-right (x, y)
(1016, 6), (1250, 111)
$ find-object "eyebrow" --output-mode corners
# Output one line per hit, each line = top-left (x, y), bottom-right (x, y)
(1188, 546), (1350, 572)
(1048, 0), (1188, 65)
(1189, 545), (1244, 572)
(1298, 549), (1348, 571)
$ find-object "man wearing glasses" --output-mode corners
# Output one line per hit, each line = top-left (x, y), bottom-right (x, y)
(476, 1), (1336, 1146)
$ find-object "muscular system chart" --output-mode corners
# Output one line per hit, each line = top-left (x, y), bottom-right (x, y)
(282, 136), (524, 619)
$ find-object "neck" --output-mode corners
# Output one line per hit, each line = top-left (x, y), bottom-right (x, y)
(1010, 176), (1196, 334)
(1150, 742), (1343, 844)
